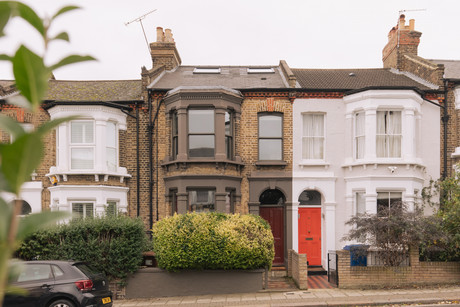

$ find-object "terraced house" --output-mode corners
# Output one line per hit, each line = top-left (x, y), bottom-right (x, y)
(0, 16), (451, 270)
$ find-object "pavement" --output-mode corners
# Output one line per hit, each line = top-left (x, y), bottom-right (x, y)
(113, 285), (460, 306)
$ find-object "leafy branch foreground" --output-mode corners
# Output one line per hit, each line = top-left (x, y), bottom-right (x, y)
(0, 1), (94, 305)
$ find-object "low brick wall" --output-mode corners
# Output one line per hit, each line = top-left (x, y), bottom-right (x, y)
(337, 249), (460, 288)
(287, 249), (308, 289)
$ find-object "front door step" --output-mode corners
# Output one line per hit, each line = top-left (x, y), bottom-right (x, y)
(308, 265), (327, 276)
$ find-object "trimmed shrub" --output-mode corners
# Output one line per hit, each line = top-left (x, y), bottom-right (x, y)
(16, 216), (149, 281)
(151, 213), (274, 271)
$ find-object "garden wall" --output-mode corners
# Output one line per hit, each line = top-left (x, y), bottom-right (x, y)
(124, 267), (265, 298)
(287, 249), (308, 289)
(337, 249), (460, 288)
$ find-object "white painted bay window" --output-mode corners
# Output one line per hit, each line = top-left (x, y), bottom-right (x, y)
(376, 111), (401, 158)
(354, 112), (365, 159)
(302, 113), (324, 160)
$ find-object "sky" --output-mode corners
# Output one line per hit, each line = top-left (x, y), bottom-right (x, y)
(1, 0), (459, 81)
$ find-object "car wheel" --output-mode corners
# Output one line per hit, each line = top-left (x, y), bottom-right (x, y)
(47, 299), (75, 307)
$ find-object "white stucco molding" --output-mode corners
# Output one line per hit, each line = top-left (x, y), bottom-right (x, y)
(454, 86), (460, 109)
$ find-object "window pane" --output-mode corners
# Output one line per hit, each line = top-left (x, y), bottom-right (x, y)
(302, 137), (324, 159)
(107, 201), (117, 217)
(189, 190), (215, 212)
(189, 135), (215, 157)
(72, 203), (93, 219)
(107, 147), (116, 171)
(226, 136), (233, 159)
(106, 122), (116, 147)
(189, 110), (214, 133)
(259, 115), (282, 138)
(356, 192), (366, 214)
(71, 121), (93, 143)
(17, 264), (52, 282)
(376, 111), (401, 158)
(71, 148), (94, 169)
(299, 190), (321, 206)
(303, 114), (324, 137)
(355, 113), (365, 159)
(225, 111), (232, 136)
(302, 114), (324, 159)
(259, 139), (282, 160)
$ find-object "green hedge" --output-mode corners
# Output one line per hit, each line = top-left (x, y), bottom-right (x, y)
(151, 213), (274, 271)
(17, 216), (149, 281)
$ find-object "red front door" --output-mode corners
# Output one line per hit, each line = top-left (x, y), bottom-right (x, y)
(260, 206), (284, 266)
(298, 208), (321, 266)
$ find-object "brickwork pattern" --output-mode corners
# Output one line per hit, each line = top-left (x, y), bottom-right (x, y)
(287, 249), (308, 289)
(337, 249), (460, 288)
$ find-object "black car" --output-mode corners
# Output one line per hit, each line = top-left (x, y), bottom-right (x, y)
(3, 260), (113, 307)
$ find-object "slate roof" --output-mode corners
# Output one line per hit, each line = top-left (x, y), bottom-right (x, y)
(148, 66), (288, 90)
(46, 80), (143, 101)
(429, 59), (460, 80)
(292, 68), (436, 91)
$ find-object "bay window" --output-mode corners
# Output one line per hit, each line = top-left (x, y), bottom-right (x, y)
(302, 113), (324, 160)
(72, 202), (94, 219)
(70, 121), (94, 169)
(259, 113), (282, 160)
(354, 112), (365, 159)
(376, 111), (401, 158)
(188, 109), (215, 158)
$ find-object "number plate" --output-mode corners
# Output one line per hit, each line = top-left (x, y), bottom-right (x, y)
(102, 297), (111, 304)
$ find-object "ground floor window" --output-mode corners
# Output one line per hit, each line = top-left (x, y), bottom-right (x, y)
(377, 192), (402, 216)
(188, 189), (215, 212)
(106, 201), (118, 217)
(225, 190), (235, 214)
(72, 202), (94, 219)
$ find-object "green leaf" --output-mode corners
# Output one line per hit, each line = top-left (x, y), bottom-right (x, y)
(0, 114), (26, 140)
(49, 55), (96, 71)
(52, 5), (80, 21)
(0, 132), (43, 195)
(51, 31), (69, 42)
(9, 1), (45, 37)
(16, 211), (71, 241)
(12, 45), (50, 110)
(6, 95), (31, 110)
(0, 54), (12, 61)
(0, 2), (12, 37)
(0, 197), (12, 242)
(36, 116), (79, 136)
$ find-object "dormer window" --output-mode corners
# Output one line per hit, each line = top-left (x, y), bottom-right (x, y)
(247, 67), (275, 74)
(193, 67), (221, 74)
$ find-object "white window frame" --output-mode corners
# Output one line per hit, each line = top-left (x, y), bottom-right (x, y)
(354, 191), (366, 215)
(106, 121), (118, 172)
(69, 120), (95, 170)
(354, 112), (365, 160)
(71, 201), (95, 219)
(376, 110), (402, 158)
(302, 113), (325, 161)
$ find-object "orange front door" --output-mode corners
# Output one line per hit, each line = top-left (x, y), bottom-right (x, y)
(298, 208), (321, 266)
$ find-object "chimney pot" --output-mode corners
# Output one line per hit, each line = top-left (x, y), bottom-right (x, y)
(409, 19), (415, 31)
(156, 27), (164, 42)
(164, 28), (174, 43)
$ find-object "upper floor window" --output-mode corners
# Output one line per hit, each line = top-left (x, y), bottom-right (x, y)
(106, 122), (117, 172)
(225, 111), (233, 159)
(355, 192), (366, 215)
(188, 109), (215, 157)
(259, 113), (282, 160)
(376, 111), (401, 158)
(70, 121), (94, 169)
(172, 111), (178, 159)
(354, 112), (365, 159)
(302, 114), (324, 160)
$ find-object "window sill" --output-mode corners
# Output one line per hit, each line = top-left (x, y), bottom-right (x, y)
(298, 161), (330, 169)
(47, 167), (131, 183)
(255, 160), (287, 167)
(161, 157), (245, 168)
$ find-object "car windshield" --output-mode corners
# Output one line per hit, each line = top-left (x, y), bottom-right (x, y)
(74, 263), (101, 278)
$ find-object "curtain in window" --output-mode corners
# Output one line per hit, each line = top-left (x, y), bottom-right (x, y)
(355, 113), (365, 159)
(377, 111), (401, 158)
(302, 114), (324, 159)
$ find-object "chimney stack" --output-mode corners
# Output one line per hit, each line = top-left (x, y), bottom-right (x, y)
(150, 27), (181, 70)
(382, 15), (422, 70)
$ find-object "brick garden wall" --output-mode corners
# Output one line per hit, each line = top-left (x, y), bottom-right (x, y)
(287, 249), (308, 289)
(337, 249), (460, 288)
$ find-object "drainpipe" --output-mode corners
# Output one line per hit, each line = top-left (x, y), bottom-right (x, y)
(441, 80), (449, 180)
(136, 103), (140, 217)
(148, 90), (153, 233)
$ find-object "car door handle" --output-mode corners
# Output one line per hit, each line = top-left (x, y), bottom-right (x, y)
(41, 284), (51, 289)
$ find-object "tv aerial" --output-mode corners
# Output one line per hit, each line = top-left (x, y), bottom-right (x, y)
(125, 9), (157, 53)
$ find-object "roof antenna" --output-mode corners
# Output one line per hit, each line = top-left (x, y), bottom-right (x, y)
(125, 9), (157, 54)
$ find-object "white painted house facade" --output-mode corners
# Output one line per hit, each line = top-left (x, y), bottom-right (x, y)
(290, 68), (441, 267)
